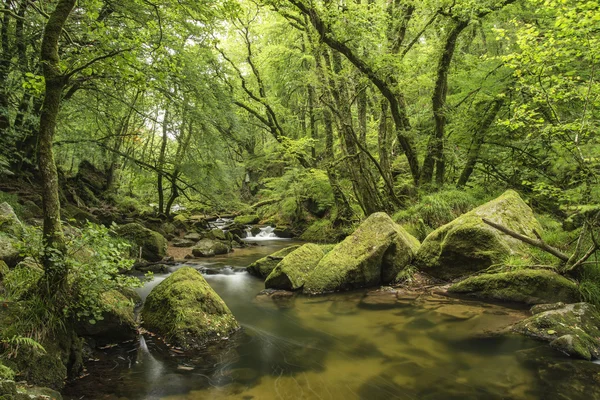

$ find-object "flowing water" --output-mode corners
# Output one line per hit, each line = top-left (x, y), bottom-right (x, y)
(64, 240), (600, 400)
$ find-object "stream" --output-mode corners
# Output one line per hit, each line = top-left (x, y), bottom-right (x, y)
(64, 240), (600, 400)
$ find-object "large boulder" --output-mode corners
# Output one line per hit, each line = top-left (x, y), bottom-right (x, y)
(0, 203), (23, 237)
(415, 190), (541, 281)
(75, 290), (137, 344)
(303, 212), (420, 294)
(513, 303), (600, 360)
(191, 238), (231, 257)
(115, 223), (167, 262)
(141, 267), (239, 349)
(265, 244), (328, 290)
(448, 269), (579, 305)
(246, 245), (302, 278)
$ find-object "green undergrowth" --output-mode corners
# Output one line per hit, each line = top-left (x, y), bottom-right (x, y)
(393, 188), (492, 240)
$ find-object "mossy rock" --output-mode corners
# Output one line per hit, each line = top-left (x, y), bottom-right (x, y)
(234, 214), (260, 225)
(10, 330), (82, 391)
(75, 290), (137, 345)
(513, 302), (600, 360)
(303, 212), (420, 294)
(141, 267), (240, 350)
(115, 223), (167, 262)
(16, 385), (63, 400)
(415, 190), (541, 281)
(448, 269), (579, 305)
(191, 239), (231, 257)
(0, 203), (23, 238)
(0, 234), (20, 268)
(204, 228), (227, 241)
(246, 245), (302, 278)
(265, 244), (326, 291)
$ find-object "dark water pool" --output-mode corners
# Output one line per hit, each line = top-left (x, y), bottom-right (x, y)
(64, 240), (600, 400)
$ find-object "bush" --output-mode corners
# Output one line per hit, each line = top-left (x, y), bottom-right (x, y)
(1, 223), (142, 345)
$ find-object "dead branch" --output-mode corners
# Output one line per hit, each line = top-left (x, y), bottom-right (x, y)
(482, 218), (570, 262)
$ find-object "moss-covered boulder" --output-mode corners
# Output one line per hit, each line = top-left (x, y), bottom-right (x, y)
(191, 238), (231, 257)
(246, 245), (302, 278)
(115, 223), (167, 262)
(75, 290), (137, 344)
(448, 269), (579, 305)
(141, 267), (239, 349)
(415, 190), (541, 281)
(513, 302), (600, 360)
(0, 234), (21, 269)
(0, 203), (23, 238)
(234, 214), (260, 225)
(264, 244), (327, 290)
(303, 212), (420, 294)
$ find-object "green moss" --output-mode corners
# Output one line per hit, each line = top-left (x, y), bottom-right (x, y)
(415, 190), (542, 281)
(233, 214), (260, 225)
(265, 244), (325, 290)
(303, 212), (420, 294)
(246, 245), (301, 278)
(0, 234), (20, 269)
(0, 261), (8, 281)
(299, 218), (354, 243)
(448, 269), (579, 304)
(76, 290), (137, 343)
(513, 302), (600, 360)
(141, 267), (239, 350)
(191, 239), (230, 257)
(115, 223), (167, 262)
(0, 203), (23, 238)
(0, 363), (14, 381)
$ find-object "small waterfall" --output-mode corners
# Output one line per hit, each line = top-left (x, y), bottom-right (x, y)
(245, 225), (278, 239)
(208, 217), (233, 230)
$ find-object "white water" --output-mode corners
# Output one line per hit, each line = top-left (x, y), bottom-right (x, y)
(244, 225), (286, 241)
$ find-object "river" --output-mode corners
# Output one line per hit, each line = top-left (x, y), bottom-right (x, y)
(63, 239), (600, 400)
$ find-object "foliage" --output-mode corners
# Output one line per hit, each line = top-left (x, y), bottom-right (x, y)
(1, 223), (142, 346)
(393, 188), (490, 231)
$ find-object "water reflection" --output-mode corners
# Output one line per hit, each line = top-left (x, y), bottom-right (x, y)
(64, 240), (600, 400)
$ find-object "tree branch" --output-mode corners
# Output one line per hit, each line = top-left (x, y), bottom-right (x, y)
(482, 218), (570, 262)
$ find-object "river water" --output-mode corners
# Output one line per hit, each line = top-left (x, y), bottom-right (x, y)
(64, 240), (600, 400)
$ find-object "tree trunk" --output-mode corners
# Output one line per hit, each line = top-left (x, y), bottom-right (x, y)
(421, 19), (469, 186)
(157, 108), (169, 216)
(38, 0), (77, 296)
(456, 98), (503, 188)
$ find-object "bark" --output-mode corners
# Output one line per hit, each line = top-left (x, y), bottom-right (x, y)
(38, 0), (76, 296)
(157, 108), (169, 216)
(289, 0), (420, 184)
(166, 117), (194, 218)
(421, 19), (469, 186)
(456, 99), (503, 188)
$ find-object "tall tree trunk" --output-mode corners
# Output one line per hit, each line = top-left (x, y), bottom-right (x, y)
(456, 98), (503, 188)
(157, 108), (169, 216)
(166, 117), (194, 218)
(421, 19), (469, 186)
(38, 0), (76, 296)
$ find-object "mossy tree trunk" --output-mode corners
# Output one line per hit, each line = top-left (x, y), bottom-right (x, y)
(38, 0), (76, 296)
(157, 108), (169, 216)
